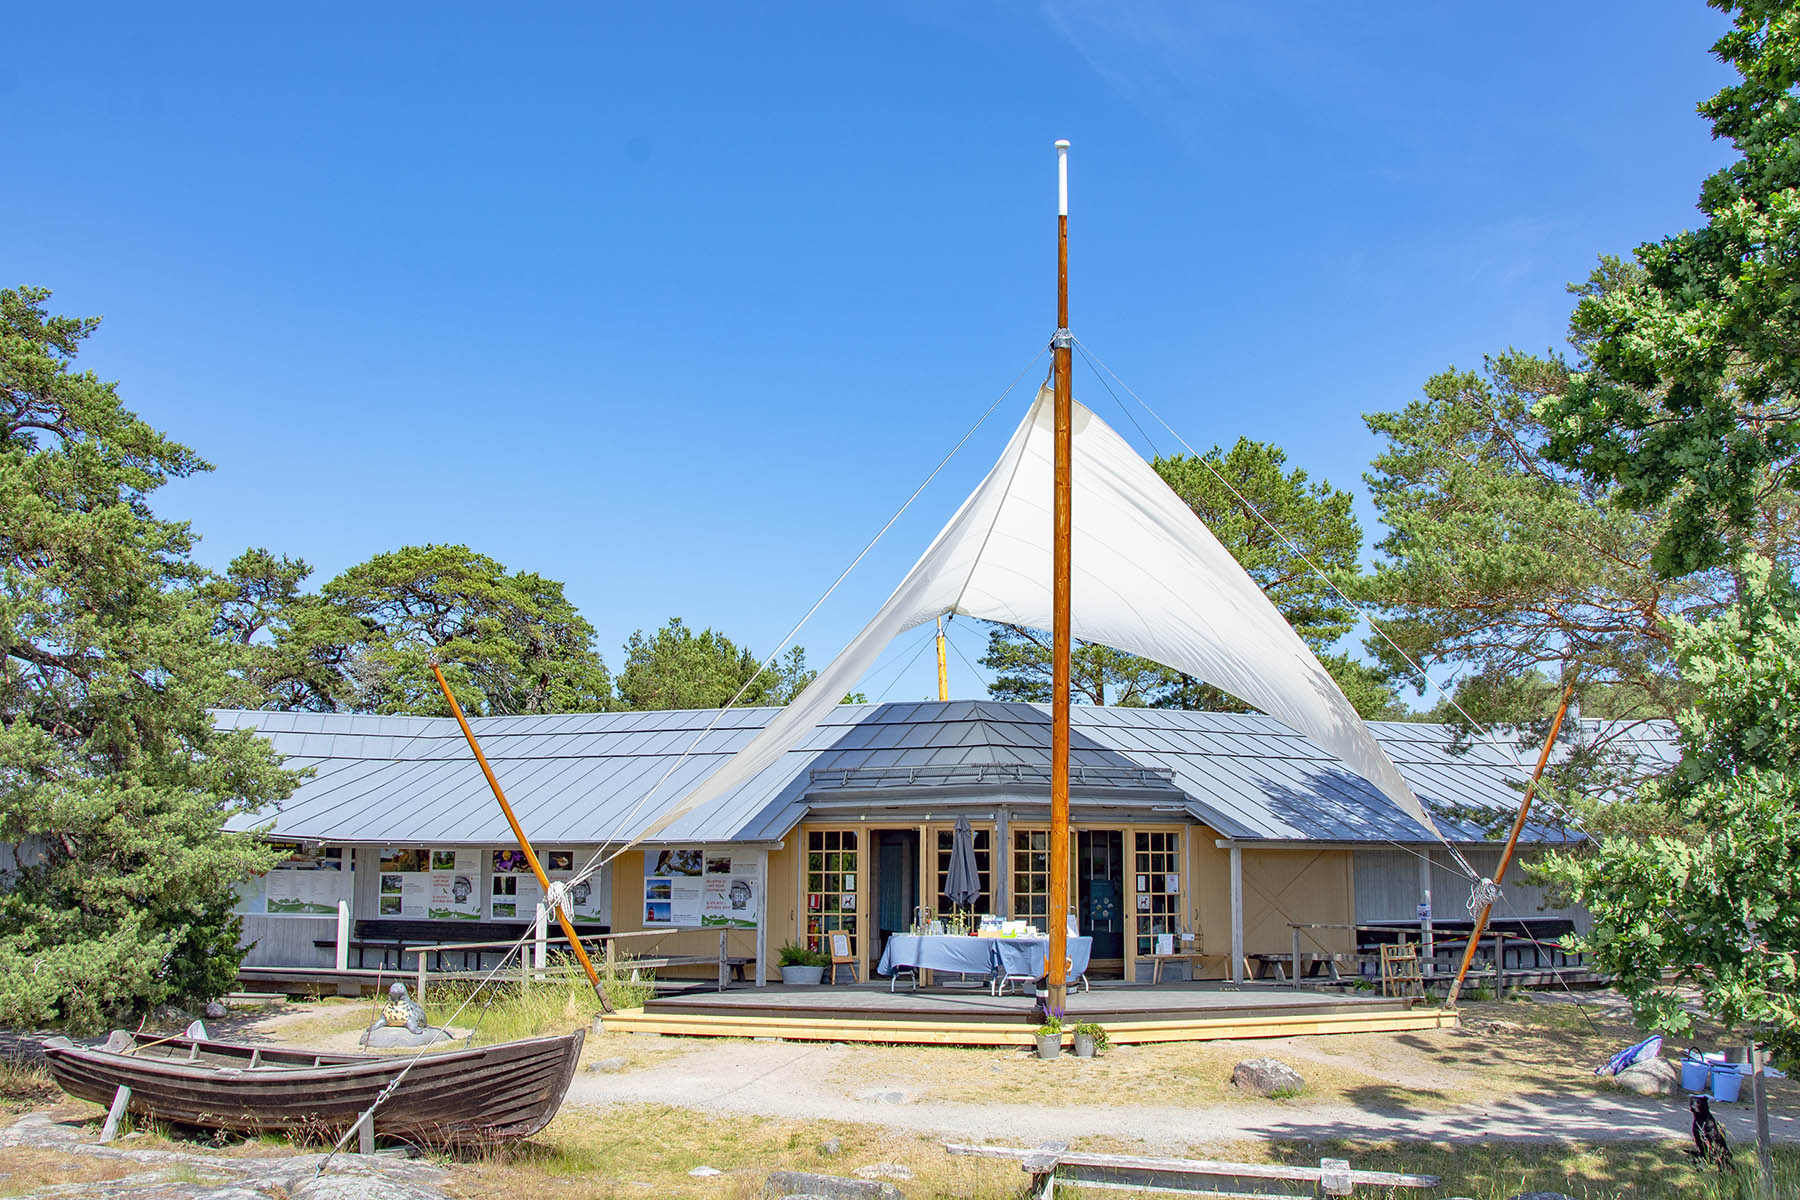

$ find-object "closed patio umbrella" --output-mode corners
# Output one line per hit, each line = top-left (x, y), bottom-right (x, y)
(945, 815), (981, 913)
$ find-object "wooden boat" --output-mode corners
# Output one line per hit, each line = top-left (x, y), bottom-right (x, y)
(40, 1026), (584, 1145)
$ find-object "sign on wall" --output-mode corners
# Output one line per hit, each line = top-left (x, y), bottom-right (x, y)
(427, 849), (481, 920)
(644, 846), (760, 928)
(243, 844), (350, 916)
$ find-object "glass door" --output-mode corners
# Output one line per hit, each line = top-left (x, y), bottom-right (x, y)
(804, 829), (860, 963)
(1078, 829), (1125, 970)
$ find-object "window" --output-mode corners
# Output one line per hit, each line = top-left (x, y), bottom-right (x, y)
(934, 827), (992, 914)
(804, 829), (859, 957)
(1133, 831), (1182, 956)
(1011, 829), (1052, 932)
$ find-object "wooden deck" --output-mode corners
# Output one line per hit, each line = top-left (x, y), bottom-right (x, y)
(605, 981), (1457, 1045)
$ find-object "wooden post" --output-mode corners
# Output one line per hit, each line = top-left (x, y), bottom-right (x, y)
(755, 848), (769, 988)
(1229, 845), (1244, 984)
(334, 899), (350, 972)
(1493, 931), (1506, 1000)
(431, 662), (612, 1012)
(416, 952), (427, 1007)
(100, 1085), (132, 1143)
(534, 902), (548, 980)
(1752, 1039), (1774, 1197)
(357, 1111), (375, 1155)
(1446, 679), (1575, 1008)
(1047, 137), (1073, 1018)
(1418, 850), (1433, 979)
(718, 929), (729, 992)
(1291, 926), (1302, 990)
(936, 617), (949, 702)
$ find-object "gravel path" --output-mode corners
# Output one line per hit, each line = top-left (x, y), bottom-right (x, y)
(566, 1038), (1800, 1154)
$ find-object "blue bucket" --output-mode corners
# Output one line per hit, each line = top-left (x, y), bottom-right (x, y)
(1710, 1063), (1744, 1103)
(1682, 1059), (1710, 1091)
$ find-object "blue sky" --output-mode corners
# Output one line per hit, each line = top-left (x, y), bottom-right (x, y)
(5, 3), (1737, 704)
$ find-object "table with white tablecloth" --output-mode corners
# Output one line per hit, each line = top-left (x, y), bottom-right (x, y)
(876, 934), (1093, 988)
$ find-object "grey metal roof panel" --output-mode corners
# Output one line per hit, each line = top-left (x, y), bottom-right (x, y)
(214, 702), (1673, 847)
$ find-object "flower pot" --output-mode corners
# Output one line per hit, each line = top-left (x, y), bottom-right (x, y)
(780, 965), (825, 985)
(1035, 1033), (1062, 1060)
(1073, 1033), (1096, 1059)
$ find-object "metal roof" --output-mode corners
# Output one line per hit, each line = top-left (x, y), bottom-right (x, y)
(216, 701), (1675, 847)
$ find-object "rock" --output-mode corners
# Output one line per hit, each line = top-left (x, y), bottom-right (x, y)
(205, 1000), (229, 1019)
(1230, 1057), (1305, 1097)
(1611, 1057), (1679, 1097)
(853, 1163), (914, 1181)
(292, 1175), (449, 1200)
(764, 1172), (903, 1200)
(689, 1165), (722, 1176)
(818, 1138), (843, 1157)
(853, 1087), (916, 1105)
(360, 1025), (452, 1049)
(586, 1056), (628, 1074)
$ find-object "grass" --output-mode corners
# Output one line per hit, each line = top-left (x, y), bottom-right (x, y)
(430, 1107), (1800, 1200)
(0, 1055), (57, 1115)
(423, 962), (653, 1046)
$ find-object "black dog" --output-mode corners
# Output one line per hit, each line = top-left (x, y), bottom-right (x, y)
(1687, 1095), (1734, 1170)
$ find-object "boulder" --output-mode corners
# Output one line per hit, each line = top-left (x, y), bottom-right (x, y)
(1230, 1057), (1305, 1097)
(1611, 1057), (1679, 1097)
(853, 1164), (914, 1181)
(818, 1138), (843, 1157)
(586, 1056), (628, 1074)
(360, 1026), (452, 1049)
(764, 1171), (904, 1200)
(204, 1000), (229, 1019)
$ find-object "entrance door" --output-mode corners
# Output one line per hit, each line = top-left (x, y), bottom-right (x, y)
(870, 829), (919, 971)
(1077, 830), (1125, 975)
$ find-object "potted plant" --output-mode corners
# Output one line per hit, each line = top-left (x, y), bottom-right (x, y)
(778, 942), (827, 985)
(1072, 1021), (1109, 1059)
(1034, 1016), (1064, 1060)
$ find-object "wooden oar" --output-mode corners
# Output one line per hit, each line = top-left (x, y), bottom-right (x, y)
(430, 663), (613, 1013)
(1445, 678), (1575, 1008)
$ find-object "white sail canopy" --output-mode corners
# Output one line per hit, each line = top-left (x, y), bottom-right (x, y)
(643, 386), (1444, 843)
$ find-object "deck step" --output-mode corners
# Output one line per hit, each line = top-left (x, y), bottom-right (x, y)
(603, 1006), (1455, 1046)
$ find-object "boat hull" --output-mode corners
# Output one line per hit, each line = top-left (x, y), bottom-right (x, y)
(41, 1028), (585, 1145)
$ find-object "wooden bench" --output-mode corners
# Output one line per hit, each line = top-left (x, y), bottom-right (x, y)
(1250, 951), (1358, 984)
(947, 1143), (1437, 1198)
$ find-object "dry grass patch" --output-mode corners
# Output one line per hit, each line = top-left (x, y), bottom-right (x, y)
(815, 995), (1797, 1114)
(0, 1146), (149, 1198)
(442, 1103), (1026, 1200)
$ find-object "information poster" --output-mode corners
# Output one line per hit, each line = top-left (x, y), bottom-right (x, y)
(490, 849), (543, 920)
(262, 844), (349, 915)
(378, 847), (432, 917)
(428, 849), (481, 920)
(645, 846), (760, 928)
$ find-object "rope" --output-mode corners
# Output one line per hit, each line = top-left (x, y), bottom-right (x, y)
(315, 922), (537, 1177)
(560, 349), (1047, 890)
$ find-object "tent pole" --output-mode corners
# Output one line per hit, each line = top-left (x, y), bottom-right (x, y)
(431, 663), (613, 1012)
(1445, 679), (1575, 1009)
(1048, 138), (1073, 1017)
(936, 617), (949, 702)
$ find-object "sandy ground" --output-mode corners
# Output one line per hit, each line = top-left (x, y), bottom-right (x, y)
(561, 1036), (1800, 1156)
(40, 993), (1790, 1161)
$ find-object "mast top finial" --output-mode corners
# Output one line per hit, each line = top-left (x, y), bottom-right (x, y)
(1054, 139), (1070, 149)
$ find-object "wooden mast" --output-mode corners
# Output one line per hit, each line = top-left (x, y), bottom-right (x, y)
(936, 617), (949, 702)
(1048, 138), (1072, 1016)
(1444, 678), (1575, 1008)
(430, 663), (613, 1012)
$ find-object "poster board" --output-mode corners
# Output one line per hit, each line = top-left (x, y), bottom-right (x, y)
(257, 844), (350, 915)
(427, 849), (482, 920)
(378, 847), (434, 917)
(644, 846), (760, 929)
